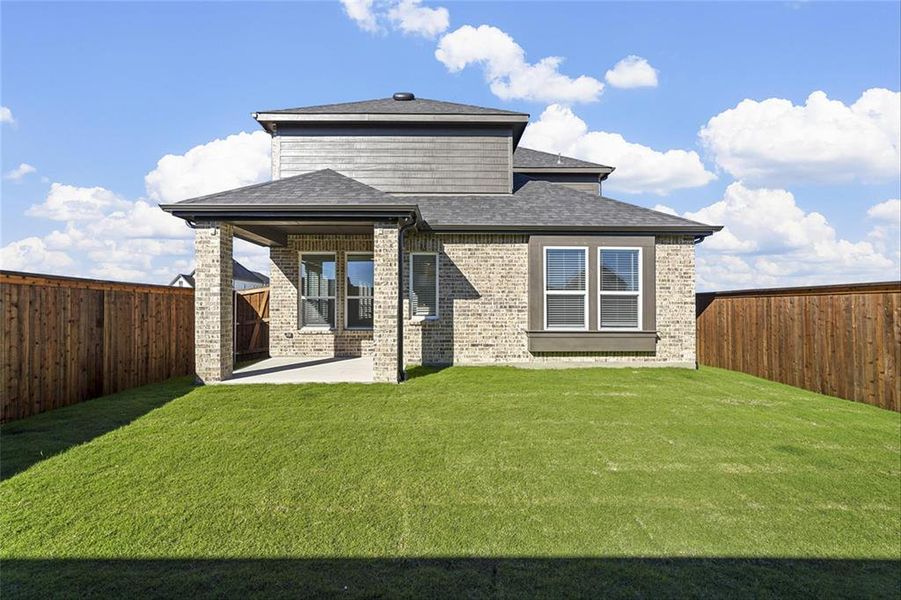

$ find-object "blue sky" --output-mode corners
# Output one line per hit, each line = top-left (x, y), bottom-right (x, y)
(1, 1), (899, 289)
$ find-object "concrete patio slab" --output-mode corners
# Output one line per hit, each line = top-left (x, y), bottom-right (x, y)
(221, 356), (373, 384)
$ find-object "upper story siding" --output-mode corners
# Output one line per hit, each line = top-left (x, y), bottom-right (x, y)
(273, 125), (513, 194)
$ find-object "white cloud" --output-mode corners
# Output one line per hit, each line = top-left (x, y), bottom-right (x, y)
(145, 130), (270, 204)
(6, 127), (274, 283)
(867, 198), (901, 222)
(684, 182), (898, 290)
(699, 88), (901, 184)
(3, 163), (36, 181)
(435, 25), (604, 103)
(234, 238), (271, 276)
(0, 237), (74, 273)
(0, 106), (14, 125)
(604, 55), (658, 89)
(521, 104), (716, 195)
(86, 200), (190, 240)
(388, 0), (449, 38)
(26, 183), (131, 221)
(340, 0), (380, 33)
(866, 199), (901, 265)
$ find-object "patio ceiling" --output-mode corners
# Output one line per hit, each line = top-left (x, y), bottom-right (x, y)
(232, 221), (378, 246)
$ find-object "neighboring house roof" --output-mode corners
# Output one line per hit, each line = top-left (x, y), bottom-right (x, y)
(161, 169), (719, 237)
(168, 260), (269, 288)
(513, 147), (613, 172)
(256, 96), (528, 117)
(232, 260), (270, 286)
(169, 273), (195, 287)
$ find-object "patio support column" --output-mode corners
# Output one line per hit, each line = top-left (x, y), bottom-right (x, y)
(194, 221), (234, 383)
(373, 221), (400, 383)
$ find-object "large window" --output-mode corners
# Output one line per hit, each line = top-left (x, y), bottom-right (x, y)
(345, 253), (374, 329)
(544, 247), (588, 330)
(599, 248), (641, 330)
(409, 253), (438, 319)
(300, 253), (336, 328)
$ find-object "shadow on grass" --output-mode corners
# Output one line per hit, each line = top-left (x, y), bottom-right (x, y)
(1, 557), (898, 599)
(404, 365), (451, 380)
(0, 377), (195, 481)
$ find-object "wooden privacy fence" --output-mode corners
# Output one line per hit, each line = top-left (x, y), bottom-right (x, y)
(696, 282), (901, 412)
(1, 271), (194, 422)
(235, 287), (269, 360)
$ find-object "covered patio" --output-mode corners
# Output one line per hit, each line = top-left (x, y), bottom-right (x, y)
(161, 170), (422, 384)
(222, 356), (374, 384)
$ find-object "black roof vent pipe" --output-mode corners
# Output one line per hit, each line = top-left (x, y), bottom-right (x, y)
(393, 92), (415, 101)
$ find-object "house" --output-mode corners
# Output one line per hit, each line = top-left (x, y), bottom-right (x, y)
(161, 93), (720, 384)
(169, 259), (270, 291)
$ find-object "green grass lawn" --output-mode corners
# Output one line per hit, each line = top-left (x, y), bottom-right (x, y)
(2, 366), (899, 598)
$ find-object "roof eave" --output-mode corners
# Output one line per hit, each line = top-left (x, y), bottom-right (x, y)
(160, 203), (421, 222)
(423, 224), (722, 237)
(252, 112), (530, 125)
(513, 167), (615, 175)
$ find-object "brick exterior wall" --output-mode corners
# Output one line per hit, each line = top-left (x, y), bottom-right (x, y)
(194, 222), (234, 383)
(265, 231), (697, 378)
(372, 223), (400, 382)
(269, 235), (375, 358)
(402, 233), (530, 365)
(403, 233), (696, 367)
(652, 235), (697, 366)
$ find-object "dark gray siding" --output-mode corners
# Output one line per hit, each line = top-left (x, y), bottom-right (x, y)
(277, 126), (512, 194)
(515, 172), (601, 195)
(527, 235), (657, 334)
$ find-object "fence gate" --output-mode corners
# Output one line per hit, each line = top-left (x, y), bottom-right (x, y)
(235, 287), (269, 361)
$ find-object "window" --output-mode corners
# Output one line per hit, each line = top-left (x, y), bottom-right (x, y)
(300, 253), (336, 328)
(409, 253), (438, 319)
(544, 247), (587, 330)
(599, 248), (641, 330)
(345, 253), (374, 329)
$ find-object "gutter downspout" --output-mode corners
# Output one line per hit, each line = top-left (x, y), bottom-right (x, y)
(397, 214), (417, 382)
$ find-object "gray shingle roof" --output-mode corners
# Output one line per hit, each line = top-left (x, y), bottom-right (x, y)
(161, 169), (717, 235)
(258, 97), (528, 117)
(413, 179), (715, 232)
(169, 169), (397, 206)
(514, 147), (613, 171)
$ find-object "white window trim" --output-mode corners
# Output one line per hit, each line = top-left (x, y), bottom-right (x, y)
(543, 246), (589, 331)
(344, 252), (374, 330)
(598, 246), (642, 332)
(409, 252), (439, 321)
(299, 251), (337, 330)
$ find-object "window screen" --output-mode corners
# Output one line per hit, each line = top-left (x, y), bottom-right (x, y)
(301, 254), (336, 327)
(346, 254), (374, 329)
(599, 248), (640, 329)
(545, 248), (587, 329)
(410, 254), (438, 318)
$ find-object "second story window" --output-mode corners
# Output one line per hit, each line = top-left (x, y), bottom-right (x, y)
(544, 247), (587, 330)
(300, 253), (336, 328)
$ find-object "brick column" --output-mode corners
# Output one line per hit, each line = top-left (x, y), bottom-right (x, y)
(194, 222), (234, 383)
(373, 222), (400, 383)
